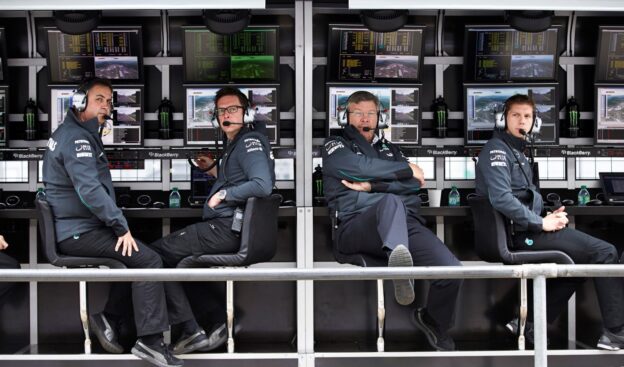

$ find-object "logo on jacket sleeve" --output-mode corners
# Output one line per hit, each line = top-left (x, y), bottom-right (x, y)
(244, 137), (263, 153)
(47, 138), (57, 151)
(324, 140), (344, 155)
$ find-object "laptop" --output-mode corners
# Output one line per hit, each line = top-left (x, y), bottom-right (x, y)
(189, 165), (216, 207)
(599, 172), (624, 205)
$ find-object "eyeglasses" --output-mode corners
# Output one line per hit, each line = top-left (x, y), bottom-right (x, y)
(348, 111), (378, 119)
(216, 105), (244, 116)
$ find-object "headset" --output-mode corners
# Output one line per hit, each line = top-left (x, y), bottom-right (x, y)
(337, 92), (389, 129)
(210, 89), (256, 128)
(70, 78), (112, 113)
(494, 96), (542, 135)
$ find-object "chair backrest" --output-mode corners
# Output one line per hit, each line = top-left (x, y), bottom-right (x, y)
(35, 198), (62, 266)
(238, 193), (282, 266)
(468, 195), (515, 264)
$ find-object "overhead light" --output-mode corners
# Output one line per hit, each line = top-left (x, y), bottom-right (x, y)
(505, 10), (554, 33)
(360, 10), (408, 33)
(53, 11), (102, 35)
(203, 10), (251, 35)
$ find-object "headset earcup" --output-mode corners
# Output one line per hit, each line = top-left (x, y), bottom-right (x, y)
(209, 103), (219, 128)
(244, 106), (256, 124)
(338, 108), (348, 127)
(71, 90), (87, 112)
(532, 116), (542, 134)
(494, 112), (505, 129)
(377, 110), (389, 129)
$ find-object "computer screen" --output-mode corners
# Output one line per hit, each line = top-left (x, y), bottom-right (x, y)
(190, 165), (216, 204)
(0, 87), (7, 147)
(596, 86), (624, 144)
(0, 28), (8, 83)
(596, 27), (624, 83)
(183, 26), (279, 83)
(327, 84), (420, 144)
(46, 27), (143, 84)
(50, 86), (143, 146)
(464, 26), (559, 82)
(327, 25), (424, 82)
(465, 84), (558, 145)
(185, 86), (279, 145)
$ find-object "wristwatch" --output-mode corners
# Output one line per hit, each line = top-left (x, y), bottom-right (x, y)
(217, 190), (227, 200)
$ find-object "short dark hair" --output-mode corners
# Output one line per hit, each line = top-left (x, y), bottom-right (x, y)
(215, 86), (249, 109)
(346, 91), (380, 110)
(78, 77), (113, 94)
(504, 94), (536, 118)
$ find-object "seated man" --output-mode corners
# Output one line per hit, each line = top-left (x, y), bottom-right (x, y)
(475, 94), (624, 350)
(322, 91), (462, 351)
(43, 78), (210, 367)
(0, 235), (19, 300)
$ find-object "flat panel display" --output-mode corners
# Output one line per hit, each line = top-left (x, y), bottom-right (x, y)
(465, 84), (558, 145)
(185, 86), (279, 145)
(464, 26), (559, 82)
(183, 26), (279, 83)
(596, 86), (624, 144)
(0, 28), (8, 82)
(46, 27), (143, 84)
(596, 27), (624, 83)
(327, 84), (420, 145)
(328, 25), (424, 82)
(0, 87), (7, 147)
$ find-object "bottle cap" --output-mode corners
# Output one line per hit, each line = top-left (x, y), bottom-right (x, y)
(172, 187), (178, 191)
(580, 185), (587, 189)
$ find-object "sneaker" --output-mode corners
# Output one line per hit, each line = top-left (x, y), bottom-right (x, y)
(198, 323), (228, 352)
(505, 318), (550, 347)
(172, 329), (211, 355)
(412, 307), (455, 351)
(388, 244), (414, 306)
(90, 313), (124, 354)
(131, 340), (184, 367)
(597, 328), (624, 351)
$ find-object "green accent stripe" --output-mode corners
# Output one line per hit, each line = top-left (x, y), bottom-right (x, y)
(338, 170), (371, 182)
(76, 190), (93, 209)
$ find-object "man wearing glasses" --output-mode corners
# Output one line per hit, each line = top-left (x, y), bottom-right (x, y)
(322, 91), (462, 351)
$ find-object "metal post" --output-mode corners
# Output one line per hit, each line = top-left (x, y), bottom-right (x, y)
(533, 275), (548, 367)
(376, 279), (385, 352)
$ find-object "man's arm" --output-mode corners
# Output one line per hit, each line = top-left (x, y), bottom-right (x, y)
(63, 139), (129, 237)
(221, 136), (273, 203)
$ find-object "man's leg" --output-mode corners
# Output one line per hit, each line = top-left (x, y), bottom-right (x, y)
(0, 252), (19, 301)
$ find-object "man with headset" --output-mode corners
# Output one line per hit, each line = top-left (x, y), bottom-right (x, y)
(322, 91), (462, 351)
(42, 78), (212, 367)
(475, 94), (624, 350)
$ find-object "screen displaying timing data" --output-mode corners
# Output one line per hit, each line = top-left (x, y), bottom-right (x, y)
(465, 27), (558, 82)
(327, 85), (420, 144)
(596, 28), (624, 82)
(0, 88), (6, 147)
(465, 85), (558, 146)
(50, 87), (143, 146)
(329, 26), (423, 82)
(184, 27), (279, 83)
(47, 28), (142, 83)
(185, 86), (279, 145)
(596, 87), (624, 144)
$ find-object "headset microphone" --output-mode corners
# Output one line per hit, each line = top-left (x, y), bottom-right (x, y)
(222, 120), (244, 127)
(519, 128), (527, 136)
(362, 127), (373, 132)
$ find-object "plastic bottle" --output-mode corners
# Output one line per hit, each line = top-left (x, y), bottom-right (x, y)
(35, 187), (46, 201)
(578, 185), (590, 206)
(448, 186), (461, 207)
(169, 187), (181, 208)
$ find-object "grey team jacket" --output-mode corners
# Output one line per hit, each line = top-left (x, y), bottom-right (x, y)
(322, 125), (422, 222)
(42, 110), (128, 242)
(203, 127), (275, 220)
(475, 129), (543, 232)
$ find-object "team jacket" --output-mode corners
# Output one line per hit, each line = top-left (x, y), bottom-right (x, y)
(475, 129), (543, 232)
(42, 110), (128, 242)
(322, 125), (422, 222)
(203, 127), (275, 220)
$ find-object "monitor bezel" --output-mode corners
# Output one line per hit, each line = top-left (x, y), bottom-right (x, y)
(595, 26), (624, 84)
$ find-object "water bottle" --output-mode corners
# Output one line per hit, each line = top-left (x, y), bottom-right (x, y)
(35, 187), (46, 201)
(578, 185), (590, 206)
(448, 185), (461, 206)
(169, 187), (181, 208)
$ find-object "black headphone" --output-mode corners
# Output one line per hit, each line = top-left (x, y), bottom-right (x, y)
(210, 89), (255, 128)
(71, 78), (112, 113)
(495, 96), (542, 134)
(337, 92), (389, 129)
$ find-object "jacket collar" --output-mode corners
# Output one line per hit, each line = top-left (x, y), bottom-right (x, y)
(66, 109), (101, 136)
(494, 129), (526, 152)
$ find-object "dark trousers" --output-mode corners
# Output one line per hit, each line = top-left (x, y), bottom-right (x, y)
(0, 252), (19, 301)
(512, 228), (624, 328)
(149, 217), (240, 268)
(58, 227), (195, 336)
(336, 194), (463, 331)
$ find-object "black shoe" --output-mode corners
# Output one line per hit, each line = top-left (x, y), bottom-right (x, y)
(172, 329), (211, 355)
(197, 323), (228, 352)
(388, 244), (414, 306)
(412, 308), (455, 351)
(597, 328), (624, 351)
(90, 313), (124, 354)
(131, 340), (184, 367)
(505, 318), (550, 347)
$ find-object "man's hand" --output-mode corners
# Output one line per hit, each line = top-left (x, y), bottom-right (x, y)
(208, 194), (223, 208)
(542, 211), (568, 232)
(115, 231), (139, 257)
(409, 162), (425, 187)
(0, 235), (8, 250)
(195, 153), (218, 177)
(341, 180), (371, 192)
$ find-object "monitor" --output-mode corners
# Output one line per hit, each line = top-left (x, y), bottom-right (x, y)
(185, 85), (279, 145)
(328, 25), (424, 82)
(274, 158), (295, 181)
(464, 26), (559, 82)
(596, 86), (624, 145)
(465, 84), (558, 145)
(0, 28), (8, 83)
(46, 27), (143, 84)
(50, 86), (144, 146)
(596, 27), (624, 83)
(183, 26), (279, 83)
(327, 84), (420, 144)
(0, 87), (7, 147)
(189, 165), (216, 206)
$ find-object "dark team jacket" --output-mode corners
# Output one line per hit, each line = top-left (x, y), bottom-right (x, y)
(42, 110), (128, 242)
(322, 125), (422, 222)
(203, 127), (275, 220)
(475, 129), (543, 232)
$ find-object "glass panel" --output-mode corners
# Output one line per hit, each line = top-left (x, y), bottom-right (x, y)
(0, 161), (28, 183)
